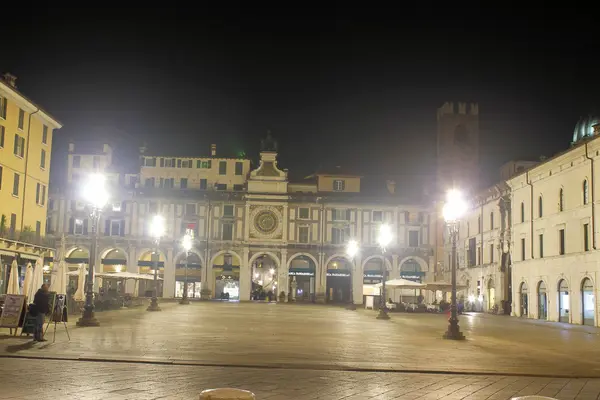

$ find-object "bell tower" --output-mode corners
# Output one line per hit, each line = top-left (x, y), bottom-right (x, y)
(436, 102), (480, 194)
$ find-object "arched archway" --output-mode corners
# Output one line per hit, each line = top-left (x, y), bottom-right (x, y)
(287, 254), (317, 302)
(487, 278), (496, 311)
(519, 282), (528, 317)
(326, 256), (352, 304)
(398, 258), (424, 304)
(250, 253), (280, 301)
(175, 250), (203, 299)
(100, 248), (127, 273)
(537, 281), (547, 320)
(66, 247), (89, 264)
(582, 277), (595, 326)
(558, 278), (570, 323)
(212, 250), (242, 301)
(138, 249), (166, 298)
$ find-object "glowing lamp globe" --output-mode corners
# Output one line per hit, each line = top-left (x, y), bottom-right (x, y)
(150, 215), (166, 239)
(377, 224), (392, 249)
(83, 173), (109, 209)
(346, 239), (359, 258)
(443, 189), (468, 223)
(182, 234), (192, 252)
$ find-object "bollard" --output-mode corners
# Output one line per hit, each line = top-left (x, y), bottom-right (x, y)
(199, 388), (256, 400)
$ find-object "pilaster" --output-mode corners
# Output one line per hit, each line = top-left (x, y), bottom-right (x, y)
(316, 251), (326, 303)
(239, 247), (251, 301)
(201, 248), (211, 299)
(279, 249), (288, 301)
(164, 246), (175, 298)
(126, 245), (137, 293)
(352, 254), (363, 305)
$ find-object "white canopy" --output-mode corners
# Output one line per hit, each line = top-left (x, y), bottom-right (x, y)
(375, 278), (426, 289)
(67, 270), (161, 281)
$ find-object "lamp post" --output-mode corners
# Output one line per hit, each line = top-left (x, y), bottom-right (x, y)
(180, 232), (192, 305)
(442, 189), (467, 340)
(77, 173), (108, 327)
(376, 224), (392, 320)
(345, 239), (359, 310)
(147, 214), (165, 312)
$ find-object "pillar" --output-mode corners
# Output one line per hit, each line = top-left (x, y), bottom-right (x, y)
(126, 246), (137, 294)
(239, 248), (251, 301)
(93, 244), (102, 292)
(316, 252), (326, 303)
(163, 246), (176, 298)
(279, 250), (288, 301)
(352, 254), (363, 305)
(201, 248), (211, 299)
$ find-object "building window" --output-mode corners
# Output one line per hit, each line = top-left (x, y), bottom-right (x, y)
(332, 209), (350, 221)
(559, 188), (564, 211)
(0, 96), (6, 119)
(35, 183), (46, 205)
(185, 204), (196, 215)
(235, 162), (243, 176)
(13, 134), (25, 158)
(200, 179), (208, 190)
(198, 160), (211, 169)
(223, 205), (234, 217)
(490, 244), (494, 263)
(521, 238), (526, 260)
(144, 157), (157, 167)
(35, 221), (41, 240)
(222, 222), (234, 240)
(40, 149), (46, 169)
(520, 202), (525, 223)
(0, 165), (3, 190)
(539, 234), (544, 258)
(408, 230), (419, 247)
(144, 178), (155, 188)
(180, 178), (188, 189)
(42, 125), (48, 144)
(373, 211), (383, 222)
(215, 183), (227, 191)
(538, 195), (543, 218)
(12, 173), (19, 196)
(219, 161), (227, 175)
(490, 212), (494, 230)
(74, 218), (85, 235)
(73, 155), (81, 168)
(18, 109), (24, 130)
(559, 228), (565, 255)
(108, 220), (122, 236)
(112, 202), (122, 212)
(333, 179), (345, 191)
(0, 125), (4, 147)
(9, 213), (16, 234)
(233, 184), (244, 191)
(298, 226), (309, 243)
(331, 226), (350, 244)
(584, 223), (590, 251)
(298, 207), (309, 219)
(468, 238), (476, 266)
(583, 180), (589, 205)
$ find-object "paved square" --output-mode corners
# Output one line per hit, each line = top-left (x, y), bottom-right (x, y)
(2, 302), (600, 377)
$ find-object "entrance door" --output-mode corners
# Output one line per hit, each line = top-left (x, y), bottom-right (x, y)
(582, 278), (595, 326)
(537, 281), (547, 320)
(520, 282), (528, 317)
(558, 279), (569, 323)
(487, 280), (496, 312)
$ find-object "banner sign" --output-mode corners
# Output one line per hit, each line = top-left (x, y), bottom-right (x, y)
(288, 268), (315, 277)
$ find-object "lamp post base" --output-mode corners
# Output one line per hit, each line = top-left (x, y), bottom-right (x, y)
(76, 309), (100, 327)
(179, 297), (190, 305)
(376, 308), (390, 320)
(443, 319), (465, 340)
(147, 297), (161, 311)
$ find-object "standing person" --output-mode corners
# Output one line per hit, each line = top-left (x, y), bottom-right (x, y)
(33, 284), (50, 342)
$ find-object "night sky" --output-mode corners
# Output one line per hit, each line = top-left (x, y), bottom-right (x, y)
(2, 6), (599, 186)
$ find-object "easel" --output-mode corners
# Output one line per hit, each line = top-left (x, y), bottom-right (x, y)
(44, 293), (70, 343)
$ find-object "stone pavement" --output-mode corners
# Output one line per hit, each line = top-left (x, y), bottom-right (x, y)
(2, 302), (600, 378)
(2, 358), (600, 400)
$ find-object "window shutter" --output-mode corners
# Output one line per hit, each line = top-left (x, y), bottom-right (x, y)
(120, 220), (125, 236)
(105, 219), (110, 236)
(331, 208), (336, 221)
(83, 219), (89, 235)
(13, 134), (18, 155)
(68, 217), (74, 234)
(160, 158), (165, 167)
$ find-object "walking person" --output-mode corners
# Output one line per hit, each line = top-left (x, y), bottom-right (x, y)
(32, 284), (50, 342)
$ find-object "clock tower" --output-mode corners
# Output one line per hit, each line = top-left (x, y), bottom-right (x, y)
(436, 102), (480, 194)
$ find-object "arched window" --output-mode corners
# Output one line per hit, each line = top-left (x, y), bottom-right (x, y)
(520, 202), (525, 223)
(538, 195), (543, 218)
(583, 180), (589, 205)
(559, 188), (564, 212)
(490, 212), (494, 230)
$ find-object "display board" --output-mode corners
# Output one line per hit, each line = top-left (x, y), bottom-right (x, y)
(0, 295), (26, 329)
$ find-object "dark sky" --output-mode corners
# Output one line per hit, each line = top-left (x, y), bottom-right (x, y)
(2, 6), (599, 185)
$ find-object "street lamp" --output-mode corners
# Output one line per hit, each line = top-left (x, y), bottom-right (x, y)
(147, 214), (165, 311)
(345, 239), (359, 310)
(180, 232), (193, 305)
(442, 188), (468, 340)
(77, 173), (109, 327)
(376, 223), (392, 320)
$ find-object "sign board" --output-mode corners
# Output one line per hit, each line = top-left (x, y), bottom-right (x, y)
(288, 268), (314, 277)
(51, 294), (67, 323)
(326, 271), (350, 277)
(0, 295), (26, 328)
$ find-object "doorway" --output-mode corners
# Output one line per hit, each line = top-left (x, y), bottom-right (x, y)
(537, 281), (547, 320)
(558, 279), (569, 323)
(582, 278), (595, 326)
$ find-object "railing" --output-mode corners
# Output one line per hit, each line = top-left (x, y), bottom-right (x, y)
(0, 230), (55, 248)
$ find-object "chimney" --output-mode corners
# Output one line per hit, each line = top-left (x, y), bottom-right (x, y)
(2, 73), (17, 88)
(211, 144), (216, 156)
(386, 180), (396, 195)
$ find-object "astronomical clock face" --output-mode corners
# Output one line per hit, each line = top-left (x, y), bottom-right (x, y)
(249, 205), (284, 240)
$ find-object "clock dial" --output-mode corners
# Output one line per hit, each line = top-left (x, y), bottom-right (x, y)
(255, 210), (278, 234)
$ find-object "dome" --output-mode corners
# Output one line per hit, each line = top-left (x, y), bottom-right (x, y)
(573, 115), (600, 143)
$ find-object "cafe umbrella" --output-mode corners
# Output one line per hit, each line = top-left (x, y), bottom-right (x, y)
(22, 262), (33, 299)
(28, 259), (45, 300)
(7, 259), (20, 295)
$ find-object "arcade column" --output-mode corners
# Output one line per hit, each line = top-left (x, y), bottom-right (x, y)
(352, 254), (363, 306)
(126, 246), (137, 294)
(201, 249), (212, 299)
(279, 250), (288, 302)
(163, 247), (176, 298)
(315, 252), (326, 303)
(239, 248), (251, 301)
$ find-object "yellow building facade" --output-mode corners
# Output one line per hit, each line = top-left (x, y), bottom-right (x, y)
(0, 74), (62, 264)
